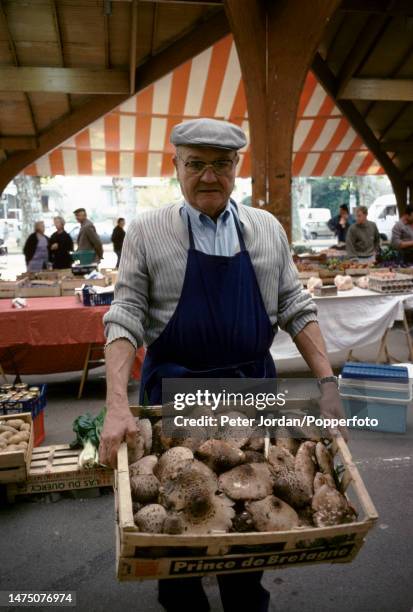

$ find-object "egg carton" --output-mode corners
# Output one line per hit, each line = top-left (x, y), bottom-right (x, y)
(368, 273), (413, 294)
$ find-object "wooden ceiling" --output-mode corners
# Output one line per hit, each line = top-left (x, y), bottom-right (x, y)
(1, 0), (413, 194)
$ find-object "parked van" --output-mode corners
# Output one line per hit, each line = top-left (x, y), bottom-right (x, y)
(299, 208), (334, 240)
(367, 194), (398, 241)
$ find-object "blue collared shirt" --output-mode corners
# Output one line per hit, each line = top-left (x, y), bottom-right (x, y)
(180, 200), (243, 256)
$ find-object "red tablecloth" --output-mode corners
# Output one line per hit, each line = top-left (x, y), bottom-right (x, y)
(0, 296), (144, 376)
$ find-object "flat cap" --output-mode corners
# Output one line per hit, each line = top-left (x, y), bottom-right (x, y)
(170, 118), (247, 150)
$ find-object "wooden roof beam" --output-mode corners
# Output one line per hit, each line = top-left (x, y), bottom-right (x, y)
(340, 0), (413, 16)
(340, 78), (413, 101)
(312, 52), (408, 211)
(381, 140), (413, 152)
(0, 67), (130, 94)
(0, 137), (37, 150)
(0, 9), (230, 193)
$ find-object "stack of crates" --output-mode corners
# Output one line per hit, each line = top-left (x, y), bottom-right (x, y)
(0, 384), (46, 445)
(339, 362), (410, 433)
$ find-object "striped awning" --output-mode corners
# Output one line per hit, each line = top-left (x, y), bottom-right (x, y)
(24, 35), (384, 178)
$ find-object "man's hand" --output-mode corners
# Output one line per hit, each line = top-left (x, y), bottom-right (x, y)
(319, 381), (348, 442)
(50, 243), (58, 251)
(99, 403), (138, 468)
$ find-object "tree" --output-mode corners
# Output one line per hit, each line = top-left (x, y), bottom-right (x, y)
(13, 175), (42, 243)
(112, 177), (137, 223)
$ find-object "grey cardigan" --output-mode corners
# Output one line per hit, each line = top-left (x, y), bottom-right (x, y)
(103, 202), (317, 349)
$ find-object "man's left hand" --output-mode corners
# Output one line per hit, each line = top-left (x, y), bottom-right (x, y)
(319, 381), (349, 442)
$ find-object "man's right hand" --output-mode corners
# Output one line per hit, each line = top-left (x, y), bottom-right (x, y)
(99, 404), (138, 468)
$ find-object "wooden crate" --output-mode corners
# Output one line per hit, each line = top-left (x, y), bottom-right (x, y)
(60, 277), (109, 296)
(0, 412), (33, 483)
(7, 444), (114, 501)
(15, 280), (60, 298)
(115, 435), (378, 581)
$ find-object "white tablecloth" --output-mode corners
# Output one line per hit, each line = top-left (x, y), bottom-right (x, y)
(271, 288), (413, 360)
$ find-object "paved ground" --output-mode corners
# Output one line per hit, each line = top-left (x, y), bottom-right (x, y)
(0, 359), (412, 612)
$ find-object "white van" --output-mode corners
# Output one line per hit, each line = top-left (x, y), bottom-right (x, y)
(367, 195), (398, 241)
(299, 208), (334, 240)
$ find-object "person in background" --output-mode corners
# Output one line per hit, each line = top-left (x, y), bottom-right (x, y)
(49, 216), (74, 270)
(346, 205), (380, 263)
(73, 208), (103, 262)
(391, 204), (413, 265)
(23, 221), (50, 271)
(327, 204), (354, 246)
(111, 217), (126, 268)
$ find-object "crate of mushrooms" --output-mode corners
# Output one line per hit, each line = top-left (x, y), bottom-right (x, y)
(0, 412), (33, 483)
(115, 406), (378, 581)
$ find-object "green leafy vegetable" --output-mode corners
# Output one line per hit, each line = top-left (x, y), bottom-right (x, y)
(70, 407), (106, 468)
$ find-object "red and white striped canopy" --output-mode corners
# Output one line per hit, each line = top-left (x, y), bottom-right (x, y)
(24, 35), (384, 178)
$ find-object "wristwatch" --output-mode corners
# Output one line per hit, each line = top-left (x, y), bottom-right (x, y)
(317, 375), (339, 388)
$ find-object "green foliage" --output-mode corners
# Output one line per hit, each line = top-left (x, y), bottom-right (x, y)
(309, 177), (359, 215)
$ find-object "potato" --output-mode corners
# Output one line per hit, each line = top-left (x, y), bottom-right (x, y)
(0, 438), (7, 449)
(4, 444), (19, 451)
(20, 423), (30, 432)
(18, 431), (29, 442)
(6, 419), (25, 429)
(0, 424), (18, 434)
(8, 433), (26, 445)
(0, 431), (13, 441)
(16, 441), (28, 450)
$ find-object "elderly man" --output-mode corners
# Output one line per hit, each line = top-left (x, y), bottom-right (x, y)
(100, 118), (346, 612)
(73, 207), (103, 262)
(346, 205), (380, 262)
(391, 205), (413, 264)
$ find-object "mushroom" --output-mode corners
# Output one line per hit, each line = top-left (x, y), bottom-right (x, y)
(314, 471), (336, 491)
(163, 513), (184, 534)
(294, 441), (317, 498)
(245, 430), (265, 452)
(196, 439), (245, 473)
(129, 455), (158, 477)
(243, 450), (265, 463)
(154, 446), (194, 482)
(178, 493), (235, 535)
(315, 442), (334, 478)
(159, 419), (207, 452)
(134, 504), (167, 533)
(312, 484), (357, 527)
(127, 428), (145, 464)
(218, 463), (274, 501)
(130, 474), (160, 503)
(137, 418), (153, 455)
(216, 411), (254, 449)
(245, 495), (299, 532)
(274, 426), (300, 455)
(268, 445), (311, 508)
(160, 460), (217, 511)
(232, 510), (255, 533)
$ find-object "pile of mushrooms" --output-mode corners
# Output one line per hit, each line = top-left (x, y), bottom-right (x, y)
(128, 414), (357, 535)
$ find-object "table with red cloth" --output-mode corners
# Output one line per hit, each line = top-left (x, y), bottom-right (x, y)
(0, 296), (144, 377)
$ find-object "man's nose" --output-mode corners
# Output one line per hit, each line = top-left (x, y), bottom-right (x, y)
(200, 166), (218, 182)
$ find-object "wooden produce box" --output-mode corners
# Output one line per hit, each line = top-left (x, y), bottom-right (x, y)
(313, 284), (338, 297)
(7, 444), (114, 501)
(0, 280), (18, 298)
(0, 413), (33, 483)
(16, 280), (60, 298)
(60, 276), (109, 296)
(18, 269), (73, 281)
(115, 436), (378, 581)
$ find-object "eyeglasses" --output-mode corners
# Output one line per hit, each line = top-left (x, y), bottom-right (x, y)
(177, 155), (236, 176)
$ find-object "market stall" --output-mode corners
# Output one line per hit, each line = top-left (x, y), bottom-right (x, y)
(0, 296), (144, 395)
(272, 287), (413, 362)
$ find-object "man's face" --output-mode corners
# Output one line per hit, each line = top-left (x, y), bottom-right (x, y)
(174, 146), (238, 216)
(119, 220), (125, 229)
(406, 212), (413, 224)
(356, 209), (367, 224)
(54, 218), (63, 231)
(75, 211), (86, 224)
(340, 208), (349, 220)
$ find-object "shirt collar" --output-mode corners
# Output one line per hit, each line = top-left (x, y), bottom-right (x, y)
(180, 199), (243, 226)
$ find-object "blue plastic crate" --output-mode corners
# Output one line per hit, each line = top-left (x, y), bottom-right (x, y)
(82, 286), (114, 306)
(341, 397), (408, 434)
(341, 362), (409, 383)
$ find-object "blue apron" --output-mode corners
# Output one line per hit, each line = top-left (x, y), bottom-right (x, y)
(139, 210), (276, 404)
